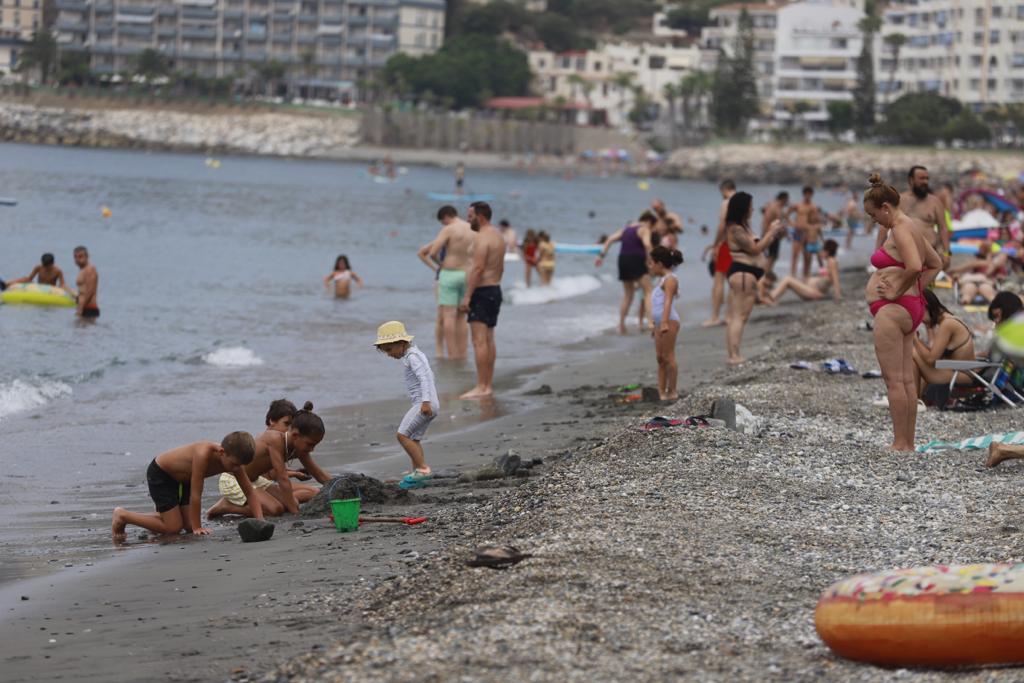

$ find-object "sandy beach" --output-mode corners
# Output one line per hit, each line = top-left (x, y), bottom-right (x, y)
(4, 263), (1024, 682)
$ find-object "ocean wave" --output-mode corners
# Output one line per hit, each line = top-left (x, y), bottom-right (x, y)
(0, 378), (73, 420)
(202, 346), (265, 368)
(507, 275), (604, 306)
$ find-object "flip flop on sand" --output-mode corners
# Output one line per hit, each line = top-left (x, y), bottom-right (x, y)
(644, 416), (684, 431)
(862, 370), (882, 379)
(790, 361), (814, 370)
(398, 470), (433, 490)
(684, 416), (711, 428)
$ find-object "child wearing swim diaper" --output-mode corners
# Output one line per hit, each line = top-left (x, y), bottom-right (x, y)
(375, 321), (438, 490)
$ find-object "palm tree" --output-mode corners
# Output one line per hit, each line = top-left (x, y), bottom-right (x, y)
(883, 33), (907, 105)
(679, 70), (712, 131)
(663, 82), (680, 147)
(567, 73), (594, 124)
(612, 71), (635, 128)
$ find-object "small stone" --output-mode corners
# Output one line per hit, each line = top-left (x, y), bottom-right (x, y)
(20, 596), (28, 601)
(237, 519), (276, 543)
(525, 384), (552, 395)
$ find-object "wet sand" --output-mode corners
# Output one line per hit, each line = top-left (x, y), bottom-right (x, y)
(1, 296), (778, 682)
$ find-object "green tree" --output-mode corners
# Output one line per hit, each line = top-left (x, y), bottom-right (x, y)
(942, 109), (992, 144)
(16, 30), (57, 84)
(381, 34), (530, 109)
(458, 0), (531, 36)
(612, 71), (635, 128)
(567, 72), (594, 122)
(711, 8), (758, 135)
(853, 5), (882, 135)
(535, 12), (586, 52)
(879, 92), (961, 145)
(134, 48), (169, 81)
(57, 52), (93, 86)
(255, 59), (287, 97)
(826, 100), (855, 139)
(663, 81), (680, 146)
(883, 32), (907, 105)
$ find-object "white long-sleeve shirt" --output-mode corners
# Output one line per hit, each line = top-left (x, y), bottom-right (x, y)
(403, 346), (439, 406)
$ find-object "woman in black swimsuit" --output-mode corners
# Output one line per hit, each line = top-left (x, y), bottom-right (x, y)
(912, 289), (976, 396)
(724, 191), (784, 365)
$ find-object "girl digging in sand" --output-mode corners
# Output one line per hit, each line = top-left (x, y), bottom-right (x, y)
(649, 246), (684, 401)
(375, 321), (438, 490)
(324, 254), (364, 299)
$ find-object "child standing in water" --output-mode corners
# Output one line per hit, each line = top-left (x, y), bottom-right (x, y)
(522, 230), (539, 287)
(324, 255), (364, 299)
(537, 231), (556, 285)
(374, 321), (438, 490)
(649, 246), (684, 401)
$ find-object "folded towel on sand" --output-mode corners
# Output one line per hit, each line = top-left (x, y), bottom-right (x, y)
(916, 431), (1024, 454)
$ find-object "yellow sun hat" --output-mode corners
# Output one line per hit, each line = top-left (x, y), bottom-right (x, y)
(374, 321), (414, 346)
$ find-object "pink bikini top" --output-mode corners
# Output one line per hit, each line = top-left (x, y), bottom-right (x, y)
(871, 247), (906, 270)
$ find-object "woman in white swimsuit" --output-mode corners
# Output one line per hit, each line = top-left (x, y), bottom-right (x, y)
(323, 254), (364, 299)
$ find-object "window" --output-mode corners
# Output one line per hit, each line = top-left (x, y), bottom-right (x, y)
(908, 13), (918, 26)
(988, 78), (997, 91)
(560, 56), (570, 68)
(414, 32), (424, 47)
(1014, 53), (1024, 67)
(829, 37), (847, 49)
(602, 82), (608, 96)
(575, 57), (585, 70)
(971, 54), (982, 67)
(593, 61), (601, 71)
(970, 78), (980, 90)
(1019, 5), (1024, 20)
(975, 8), (984, 22)
(537, 58), (545, 68)
(991, 55), (999, 67)
(993, 6), (1003, 18)
(974, 31), (984, 46)
(548, 76), (556, 90)
(648, 55), (665, 69)
(992, 30), (1000, 44)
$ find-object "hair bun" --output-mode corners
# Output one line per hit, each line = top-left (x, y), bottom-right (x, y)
(302, 401), (314, 411)
(868, 173), (884, 187)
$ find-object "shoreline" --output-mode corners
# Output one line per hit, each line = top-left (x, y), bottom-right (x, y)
(4, 100), (1022, 181)
(0, 302), (749, 682)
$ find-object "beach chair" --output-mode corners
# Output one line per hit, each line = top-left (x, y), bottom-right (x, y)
(936, 358), (1024, 408)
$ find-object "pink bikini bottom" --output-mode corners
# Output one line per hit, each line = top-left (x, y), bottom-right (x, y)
(869, 294), (925, 330)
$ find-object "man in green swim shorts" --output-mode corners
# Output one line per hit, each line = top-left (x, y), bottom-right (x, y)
(419, 205), (476, 360)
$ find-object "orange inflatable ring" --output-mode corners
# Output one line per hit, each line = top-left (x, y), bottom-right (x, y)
(816, 563), (1024, 667)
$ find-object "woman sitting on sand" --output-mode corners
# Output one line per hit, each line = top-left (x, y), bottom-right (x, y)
(324, 255), (363, 299)
(863, 173), (941, 452)
(766, 239), (842, 304)
(596, 211), (656, 334)
(724, 192), (784, 365)
(912, 289), (976, 397)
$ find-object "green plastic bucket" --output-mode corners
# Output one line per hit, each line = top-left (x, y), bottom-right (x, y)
(330, 498), (360, 532)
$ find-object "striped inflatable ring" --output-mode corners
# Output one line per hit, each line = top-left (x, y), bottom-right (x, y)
(816, 563), (1024, 666)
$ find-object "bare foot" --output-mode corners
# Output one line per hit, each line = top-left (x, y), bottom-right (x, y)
(206, 499), (229, 519)
(701, 319), (725, 328)
(663, 393), (679, 401)
(726, 357), (745, 366)
(618, 323), (628, 335)
(986, 443), (1008, 468)
(460, 386), (493, 400)
(112, 507), (127, 539)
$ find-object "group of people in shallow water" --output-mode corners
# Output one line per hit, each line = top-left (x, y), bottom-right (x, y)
(1, 246), (101, 318)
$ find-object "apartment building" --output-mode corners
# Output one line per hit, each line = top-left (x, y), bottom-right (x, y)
(773, 0), (863, 129)
(878, 0), (1024, 107)
(52, 0), (444, 95)
(699, 1), (783, 100)
(0, 0), (43, 74)
(528, 40), (702, 127)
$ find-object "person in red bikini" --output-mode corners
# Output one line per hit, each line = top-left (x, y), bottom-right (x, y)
(863, 173), (942, 452)
(702, 179), (736, 327)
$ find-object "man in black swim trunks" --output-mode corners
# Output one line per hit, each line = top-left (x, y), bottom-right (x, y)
(761, 191), (788, 276)
(458, 201), (504, 399)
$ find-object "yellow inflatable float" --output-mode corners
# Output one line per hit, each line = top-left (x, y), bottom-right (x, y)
(816, 563), (1024, 667)
(1, 283), (76, 307)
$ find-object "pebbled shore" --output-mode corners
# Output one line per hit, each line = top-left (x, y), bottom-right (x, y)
(262, 274), (1024, 683)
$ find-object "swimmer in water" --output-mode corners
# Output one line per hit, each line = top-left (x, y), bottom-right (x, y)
(10, 252), (66, 288)
(324, 255), (363, 299)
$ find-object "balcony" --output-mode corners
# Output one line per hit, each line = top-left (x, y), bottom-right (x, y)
(181, 26), (217, 39)
(95, 21), (115, 33)
(56, 19), (89, 32)
(372, 14), (398, 29)
(297, 35), (316, 45)
(54, 0), (89, 11)
(156, 27), (176, 38)
(94, 3), (113, 13)
(93, 42), (116, 54)
(182, 8), (218, 20)
(224, 9), (244, 19)
(119, 24), (154, 37)
(156, 6), (177, 17)
(317, 56), (343, 66)
(120, 4), (155, 15)
(369, 33), (395, 48)
(273, 34), (294, 43)
(298, 14), (318, 24)
(319, 34), (343, 45)
(347, 16), (368, 27)
(177, 48), (217, 59)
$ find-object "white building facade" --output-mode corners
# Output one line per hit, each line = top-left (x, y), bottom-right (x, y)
(878, 0), (1024, 107)
(528, 40), (703, 127)
(699, 1), (782, 101)
(772, 0), (863, 129)
(0, 0), (43, 76)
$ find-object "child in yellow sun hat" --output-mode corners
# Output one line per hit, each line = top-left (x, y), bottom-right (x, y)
(374, 321), (438, 489)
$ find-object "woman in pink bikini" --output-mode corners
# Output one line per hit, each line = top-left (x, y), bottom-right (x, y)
(863, 173), (942, 452)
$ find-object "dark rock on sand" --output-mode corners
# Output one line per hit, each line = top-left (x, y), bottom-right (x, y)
(460, 454), (528, 482)
(300, 474), (408, 518)
(525, 384), (553, 395)
(711, 397), (736, 429)
(237, 519), (275, 543)
(641, 387), (661, 403)
(495, 454), (522, 476)
(466, 546), (533, 570)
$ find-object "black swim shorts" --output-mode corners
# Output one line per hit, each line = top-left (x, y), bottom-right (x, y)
(468, 285), (502, 328)
(82, 307), (100, 319)
(147, 459), (190, 513)
(766, 236), (781, 261)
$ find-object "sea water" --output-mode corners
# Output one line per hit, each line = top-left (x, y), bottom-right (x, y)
(0, 142), (849, 566)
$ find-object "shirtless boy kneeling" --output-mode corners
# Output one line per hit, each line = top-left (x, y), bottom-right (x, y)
(207, 401), (332, 519)
(112, 431), (260, 539)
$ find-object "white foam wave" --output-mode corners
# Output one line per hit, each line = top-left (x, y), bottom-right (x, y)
(0, 378), (73, 420)
(202, 347), (265, 368)
(507, 274), (604, 306)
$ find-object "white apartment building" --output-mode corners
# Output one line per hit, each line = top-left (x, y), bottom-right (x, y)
(773, 0), (863, 129)
(528, 40), (702, 127)
(699, 1), (783, 100)
(0, 0), (43, 75)
(878, 0), (1024, 107)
